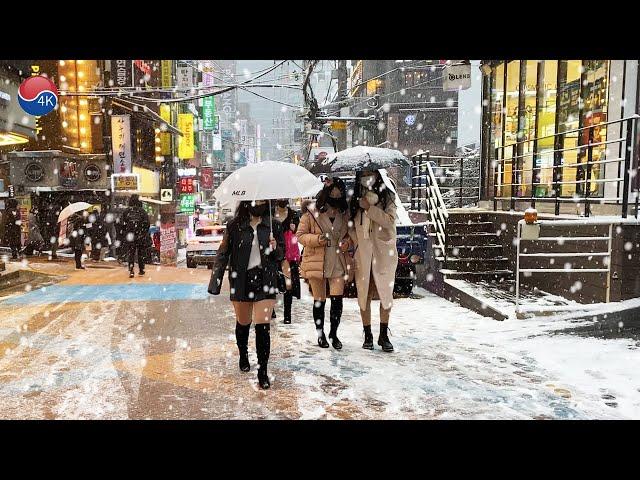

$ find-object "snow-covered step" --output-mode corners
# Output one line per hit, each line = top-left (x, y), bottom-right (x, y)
(436, 256), (509, 263)
(440, 269), (513, 280)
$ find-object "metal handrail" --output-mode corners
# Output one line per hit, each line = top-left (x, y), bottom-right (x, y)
(492, 115), (638, 218)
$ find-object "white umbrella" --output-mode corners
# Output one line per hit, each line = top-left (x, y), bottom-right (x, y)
(58, 202), (93, 223)
(213, 161), (323, 235)
(213, 161), (322, 203)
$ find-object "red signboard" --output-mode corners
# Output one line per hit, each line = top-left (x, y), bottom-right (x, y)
(201, 167), (213, 189)
(178, 177), (195, 194)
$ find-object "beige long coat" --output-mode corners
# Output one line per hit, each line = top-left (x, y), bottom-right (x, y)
(349, 195), (398, 311)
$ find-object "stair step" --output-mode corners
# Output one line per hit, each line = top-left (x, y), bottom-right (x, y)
(446, 244), (502, 249)
(447, 221), (493, 226)
(440, 269), (513, 277)
(436, 257), (509, 263)
(447, 232), (500, 237)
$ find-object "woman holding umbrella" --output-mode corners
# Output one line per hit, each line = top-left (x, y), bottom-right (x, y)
(208, 200), (285, 390)
(349, 169), (398, 352)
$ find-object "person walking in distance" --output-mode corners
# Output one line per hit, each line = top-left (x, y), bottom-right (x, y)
(208, 200), (285, 390)
(25, 207), (44, 256)
(122, 195), (150, 278)
(349, 170), (398, 352)
(297, 178), (351, 350)
(69, 212), (87, 270)
(274, 199), (301, 324)
(2, 199), (22, 260)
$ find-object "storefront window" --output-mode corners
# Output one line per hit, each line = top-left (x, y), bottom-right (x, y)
(557, 60), (582, 196)
(580, 60), (609, 196)
(490, 62), (505, 196)
(503, 61), (520, 197)
(535, 61), (558, 197)
(520, 60), (539, 197)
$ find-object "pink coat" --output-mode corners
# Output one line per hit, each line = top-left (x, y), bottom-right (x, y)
(284, 230), (301, 263)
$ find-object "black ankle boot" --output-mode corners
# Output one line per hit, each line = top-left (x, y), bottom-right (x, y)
(362, 325), (374, 350)
(235, 322), (251, 372)
(283, 291), (292, 324)
(328, 296), (343, 350)
(378, 323), (394, 352)
(313, 300), (329, 348)
(255, 324), (271, 389)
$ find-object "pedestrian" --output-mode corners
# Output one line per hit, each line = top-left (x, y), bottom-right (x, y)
(69, 212), (87, 270)
(208, 200), (285, 390)
(274, 198), (301, 324)
(25, 207), (44, 256)
(348, 169), (398, 352)
(297, 177), (351, 350)
(2, 199), (22, 260)
(121, 195), (151, 278)
(88, 208), (106, 261)
(44, 204), (61, 259)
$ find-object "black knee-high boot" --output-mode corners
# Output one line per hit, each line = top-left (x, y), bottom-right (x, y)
(235, 322), (251, 372)
(328, 296), (343, 350)
(255, 323), (271, 389)
(313, 300), (329, 348)
(283, 290), (293, 324)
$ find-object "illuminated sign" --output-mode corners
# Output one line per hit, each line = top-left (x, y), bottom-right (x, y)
(111, 173), (140, 192)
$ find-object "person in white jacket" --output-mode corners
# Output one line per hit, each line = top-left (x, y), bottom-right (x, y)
(348, 169), (398, 352)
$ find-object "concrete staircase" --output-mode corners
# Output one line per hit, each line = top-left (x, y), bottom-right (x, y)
(435, 213), (513, 282)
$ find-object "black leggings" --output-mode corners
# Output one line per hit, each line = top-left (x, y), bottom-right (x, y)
(74, 248), (83, 268)
(127, 243), (146, 273)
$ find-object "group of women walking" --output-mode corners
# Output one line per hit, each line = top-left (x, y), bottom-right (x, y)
(209, 169), (398, 390)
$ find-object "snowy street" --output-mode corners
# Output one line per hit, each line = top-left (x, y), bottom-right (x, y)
(0, 261), (638, 419)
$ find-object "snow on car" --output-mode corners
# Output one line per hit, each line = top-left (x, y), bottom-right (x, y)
(186, 225), (226, 269)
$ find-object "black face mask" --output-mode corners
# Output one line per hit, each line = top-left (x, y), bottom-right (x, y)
(326, 197), (344, 209)
(249, 204), (267, 218)
(276, 200), (288, 208)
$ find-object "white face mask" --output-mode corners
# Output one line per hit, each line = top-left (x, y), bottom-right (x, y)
(360, 176), (376, 188)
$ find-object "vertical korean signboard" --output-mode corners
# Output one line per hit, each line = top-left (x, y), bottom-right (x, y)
(212, 114), (222, 151)
(160, 104), (171, 155)
(111, 60), (133, 88)
(202, 60), (216, 132)
(111, 115), (132, 173)
(203, 96), (216, 131)
(161, 60), (172, 88)
(201, 167), (213, 189)
(178, 113), (194, 159)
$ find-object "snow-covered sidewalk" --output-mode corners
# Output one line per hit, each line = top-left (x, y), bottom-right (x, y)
(275, 287), (640, 419)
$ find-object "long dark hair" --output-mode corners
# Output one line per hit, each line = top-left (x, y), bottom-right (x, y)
(230, 201), (269, 227)
(349, 170), (393, 221)
(316, 177), (348, 213)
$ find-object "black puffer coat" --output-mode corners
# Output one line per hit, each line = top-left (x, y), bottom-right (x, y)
(209, 217), (285, 301)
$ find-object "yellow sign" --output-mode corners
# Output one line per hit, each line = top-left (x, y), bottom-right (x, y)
(112, 174), (139, 192)
(160, 104), (171, 155)
(178, 113), (194, 159)
(331, 121), (346, 130)
(161, 60), (172, 88)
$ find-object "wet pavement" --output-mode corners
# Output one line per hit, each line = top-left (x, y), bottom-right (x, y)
(0, 258), (638, 419)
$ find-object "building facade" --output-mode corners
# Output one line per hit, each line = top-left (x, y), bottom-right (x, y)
(480, 60), (640, 215)
(348, 60), (459, 157)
